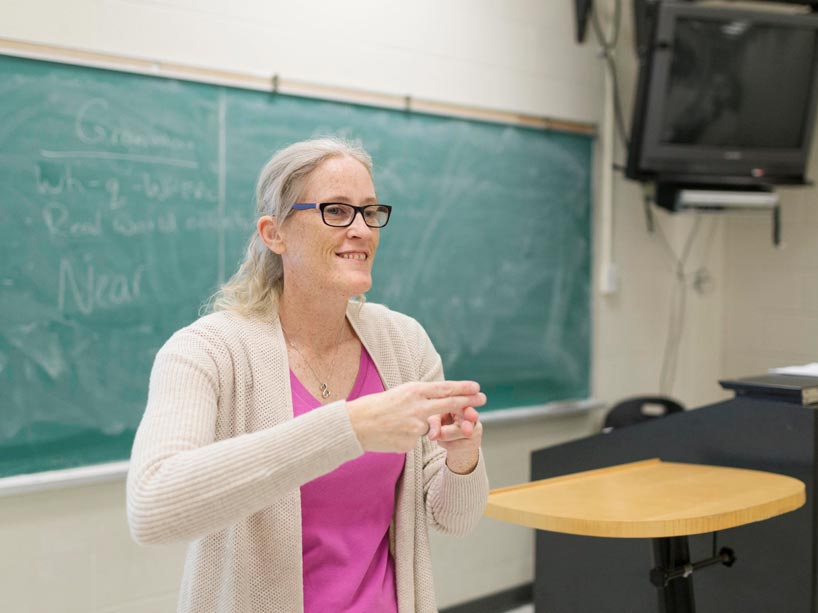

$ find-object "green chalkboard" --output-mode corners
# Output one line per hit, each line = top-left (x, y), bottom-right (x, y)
(0, 54), (592, 479)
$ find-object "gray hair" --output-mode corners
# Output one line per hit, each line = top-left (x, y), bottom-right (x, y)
(205, 136), (373, 316)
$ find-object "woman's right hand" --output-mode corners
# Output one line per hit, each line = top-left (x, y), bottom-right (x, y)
(346, 380), (486, 453)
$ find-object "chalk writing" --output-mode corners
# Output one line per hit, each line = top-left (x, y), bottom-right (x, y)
(134, 171), (217, 203)
(112, 211), (177, 237)
(58, 256), (145, 315)
(40, 149), (198, 169)
(75, 97), (195, 152)
(35, 163), (125, 209)
(106, 177), (125, 209)
(183, 211), (254, 232)
(43, 202), (102, 238)
(35, 163), (85, 196)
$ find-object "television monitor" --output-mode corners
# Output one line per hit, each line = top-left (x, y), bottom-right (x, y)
(626, 2), (818, 188)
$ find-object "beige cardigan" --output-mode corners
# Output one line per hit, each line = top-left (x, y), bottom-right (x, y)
(127, 301), (489, 613)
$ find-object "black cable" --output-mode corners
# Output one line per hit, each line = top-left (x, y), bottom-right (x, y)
(590, 0), (631, 149)
(642, 191), (655, 235)
(678, 211), (702, 267)
(610, 0), (622, 48)
(658, 214), (702, 394)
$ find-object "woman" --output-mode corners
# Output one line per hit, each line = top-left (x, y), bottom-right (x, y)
(127, 137), (489, 613)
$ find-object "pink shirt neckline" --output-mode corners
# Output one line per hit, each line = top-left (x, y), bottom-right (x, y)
(291, 346), (403, 613)
(290, 344), (369, 407)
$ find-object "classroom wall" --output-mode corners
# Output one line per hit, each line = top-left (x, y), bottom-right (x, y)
(722, 129), (818, 378)
(596, 0), (818, 404)
(4, 0), (797, 610)
(0, 0), (602, 123)
(0, 1), (611, 610)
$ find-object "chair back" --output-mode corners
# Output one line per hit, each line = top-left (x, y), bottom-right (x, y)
(602, 396), (685, 432)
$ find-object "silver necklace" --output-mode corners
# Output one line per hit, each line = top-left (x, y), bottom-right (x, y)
(285, 323), (346, 399)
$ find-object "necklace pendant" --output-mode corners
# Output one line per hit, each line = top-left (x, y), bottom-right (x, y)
(320, 383), (330, 399)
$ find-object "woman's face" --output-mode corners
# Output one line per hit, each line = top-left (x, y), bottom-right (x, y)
(278, 155), (380, 299)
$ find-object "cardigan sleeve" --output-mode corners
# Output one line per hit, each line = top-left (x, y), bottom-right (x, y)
(126, 326), (364, 546)
(413, 320), (490, 537)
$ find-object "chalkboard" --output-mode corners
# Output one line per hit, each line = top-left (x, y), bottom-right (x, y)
(0, 54), (592, 478)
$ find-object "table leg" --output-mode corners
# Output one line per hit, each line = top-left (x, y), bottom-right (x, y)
(652, 536), (696, 613)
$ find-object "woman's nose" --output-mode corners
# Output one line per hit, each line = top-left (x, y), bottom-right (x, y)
(346, 210), (373, 236)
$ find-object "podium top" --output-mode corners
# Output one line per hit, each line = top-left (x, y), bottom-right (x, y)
(485, 458), (805, 538)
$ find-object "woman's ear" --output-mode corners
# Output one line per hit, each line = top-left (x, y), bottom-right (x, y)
(257, 215), (286, 254)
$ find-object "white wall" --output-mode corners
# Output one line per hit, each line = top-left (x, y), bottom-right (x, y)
(722, 134), (818, 377)
(594, 0), (818, 410)
(5, 0), (800, 610)
(0, 480), (186, 613)
(0, 0), (602, 123)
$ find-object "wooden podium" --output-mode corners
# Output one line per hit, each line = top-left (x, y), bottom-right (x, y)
(486, 458), (805, 612)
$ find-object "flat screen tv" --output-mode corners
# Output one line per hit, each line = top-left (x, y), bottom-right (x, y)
(626, 2), (818, 187)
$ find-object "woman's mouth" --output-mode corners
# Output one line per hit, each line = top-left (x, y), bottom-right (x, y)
(337, 252), (368, 261)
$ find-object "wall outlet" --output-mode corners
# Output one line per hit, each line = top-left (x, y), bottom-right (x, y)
(600, 262), (619, 295)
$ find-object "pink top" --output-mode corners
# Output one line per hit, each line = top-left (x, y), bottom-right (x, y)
(291, 347), (405, 613)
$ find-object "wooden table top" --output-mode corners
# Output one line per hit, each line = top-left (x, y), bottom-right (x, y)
(485, 458), (805, 538)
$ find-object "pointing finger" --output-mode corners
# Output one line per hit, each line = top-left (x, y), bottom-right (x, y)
(421, 380), (481, 399)
(422, 393), (486, 418)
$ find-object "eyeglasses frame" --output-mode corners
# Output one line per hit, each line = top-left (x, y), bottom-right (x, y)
(290, 202), (392, 228)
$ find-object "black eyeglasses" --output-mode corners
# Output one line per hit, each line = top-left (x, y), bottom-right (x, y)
(291, 202), (392, 228)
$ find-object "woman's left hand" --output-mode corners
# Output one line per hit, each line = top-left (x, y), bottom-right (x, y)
(427, 406), (483, 474)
